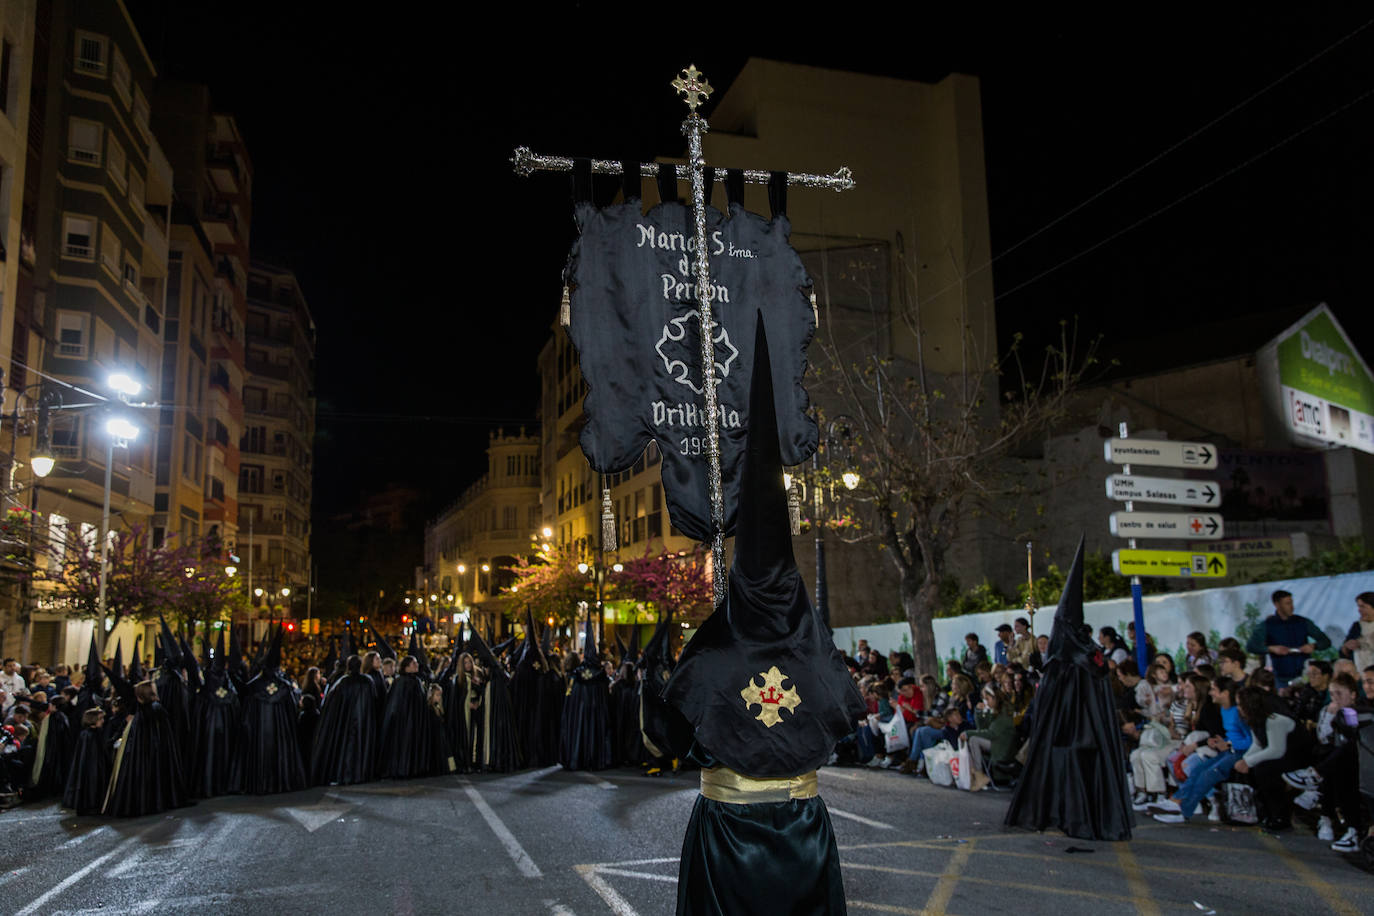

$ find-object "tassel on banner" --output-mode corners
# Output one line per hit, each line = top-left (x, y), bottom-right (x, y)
(787, 480), (801, 536)
(601, 488), (617, 551)
(559, 285), (571, 327)
(810, 290), (818, 327)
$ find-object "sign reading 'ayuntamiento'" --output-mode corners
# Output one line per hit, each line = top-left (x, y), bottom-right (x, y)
(566, 192), (818, 541)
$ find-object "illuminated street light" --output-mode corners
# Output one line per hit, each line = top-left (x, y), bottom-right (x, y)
(541, 526), (553, 539)
(254, 587), (264, 597)
(281, 587), (291, 597)
(404, 597), (411, 605)
(429, 594), (438, 602)
(577, 562), (589, 574)
(30, 447), (54, 478)
(105, 417), (139, 441)
(225, 565), (238, 577)
(612, 563), (623, 573)
(184, 566), (195, 578)
(480, 564), (490, 572)
(842, 471), (861, 490)
(446, 594), (454, 602)
(107, 372), (142, 399)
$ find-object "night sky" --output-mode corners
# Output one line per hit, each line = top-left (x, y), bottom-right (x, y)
(127, 6), (1374, 525)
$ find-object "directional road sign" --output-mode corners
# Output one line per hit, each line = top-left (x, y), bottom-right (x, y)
(1109, 511), (1224, 540)
(1106, 474), (1220, 508)
(1104, 438), (1218, 470)
(1112, 549), (1228, 578)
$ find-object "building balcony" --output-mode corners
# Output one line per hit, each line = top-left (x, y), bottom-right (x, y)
(202, 201), (241, 246)
(207, 145), (240, 195)
(245, 359), (290, 381)
(142, 209), (169, 277)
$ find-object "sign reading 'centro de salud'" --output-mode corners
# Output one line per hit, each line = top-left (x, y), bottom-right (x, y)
(1259, 304), (1374, 454)
(565, 191), (818, 542)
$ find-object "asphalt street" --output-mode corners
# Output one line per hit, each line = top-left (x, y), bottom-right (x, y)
(1, 764), (1370, 915)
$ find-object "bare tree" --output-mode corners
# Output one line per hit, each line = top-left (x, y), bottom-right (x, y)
(815, 245), (1099, 677)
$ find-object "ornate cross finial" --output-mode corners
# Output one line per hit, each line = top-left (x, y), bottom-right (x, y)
(672, 64), (713, 113)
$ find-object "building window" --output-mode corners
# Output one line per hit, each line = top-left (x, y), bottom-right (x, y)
(0, 39), (13, 116)
(99, 224), (121, 276)
(243, 386), (266, 411)
(68, 118), (101, 165)
(56, 310), (88, 358)
(74, 31), (107, 76)
(106, 135), (127, 190)
(61, 214), (95, 259)
(46, 513), (68, 569)
(128, 170), (144, 215)
(122, 257), (139, 292)
(503, 506), (517, 529)
(110, 47), (131, 106)
(51, 413), (80, 457)
(240, 464), (263, 494)
(132, 86), (150, 140)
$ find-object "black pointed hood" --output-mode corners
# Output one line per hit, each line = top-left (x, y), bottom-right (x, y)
(370, 624), (397, 661)
(662, 314), (865, 777)
(1049, 536), (1106, 675)
(212, 628), (227, 677)
(128, 636), (145, 681)
(228, 626), (245, 673)
(111, 639), (125, 680)
(615, 629), (628, 665)
(262, 624), (283, 673)
(626, 622), (642, 665)
(540, 622), (552, 656)
(454, 621), (465, 655)
(581, 611), (598, 665)
(83, 632), (105, 692)
(517, 609), (544, 671)
(408, 630), (428, 672)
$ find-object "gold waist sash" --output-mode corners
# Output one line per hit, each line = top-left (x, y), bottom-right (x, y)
(699, 767), (819, 804)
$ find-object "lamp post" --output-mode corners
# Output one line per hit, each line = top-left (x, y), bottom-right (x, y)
(795, 417), (858, 630)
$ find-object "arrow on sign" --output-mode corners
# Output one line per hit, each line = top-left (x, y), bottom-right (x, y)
(1199, 446), (1213, 464)
(1208, 556), (1224, 574)
(1202, 485), (1216, 503)
(1206, 517), (1219, 535)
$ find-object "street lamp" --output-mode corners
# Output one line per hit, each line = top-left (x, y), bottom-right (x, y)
(96, 415), (139, 626)
(802, 417), (857, 630)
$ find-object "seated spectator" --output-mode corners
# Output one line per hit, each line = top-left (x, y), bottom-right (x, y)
(1195, 663), (1217, 681)
(919, 675), (946, 718)
(1126, 622), (1158, 666)
(1246, 589), (1332, 688)
(1186, 632), (1218, 671)
(865, 683), (899, 769)
(1151, 676), (1250, 824)
(992, 624), (1015, 666)
(1216, 647), (1249, 687)
(1009, 617), (1035, 670)
(946, 674), (977, 725)
(973, 661), (994, 689)
(908, 707), (966, 775)
(1028, 635), (1051, 679)
(1167, 674), (1223, 787)
(962, 634), (988, 676)
(1249, 668), (1277, 693)
(1338, 591), (1374, 673)
(1098, 627), (1130, 666)
(1233, 685), (1310, 831)
(961, 685), (1017, 790)
(860, 648), (889, 679)
(888, 651), (914, 679)
(943, 660), (963, 692)
(1153, 653), (1178, 684)
(1289, 660), (1333, 724)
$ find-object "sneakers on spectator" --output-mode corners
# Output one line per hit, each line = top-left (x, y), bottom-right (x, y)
(1147, 798), (1181, 814)
(1152, 813), (1187, 824)
(1205, 799), (1221, 823)
(1316, 817), (1335, 841)
(827, 752), (839, 766)
(1331, 828), (1359, 853)
(865, 756), (885, 768)
(1132, 794), (1157, 812)
(1293, 789), (1320, 811)
(1281, 767), (1320, 790)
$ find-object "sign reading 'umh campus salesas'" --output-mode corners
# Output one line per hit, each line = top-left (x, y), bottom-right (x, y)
(1259, 304), (1374, 454)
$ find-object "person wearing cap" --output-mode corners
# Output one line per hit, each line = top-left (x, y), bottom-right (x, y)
(663, 319), (866, 915)
(993, 625), (1015, 666)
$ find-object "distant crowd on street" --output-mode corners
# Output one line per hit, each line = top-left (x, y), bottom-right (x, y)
(833, 589), (1374, 860)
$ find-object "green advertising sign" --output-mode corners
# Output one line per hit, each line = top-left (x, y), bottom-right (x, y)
(1276, 307), (1374, 415)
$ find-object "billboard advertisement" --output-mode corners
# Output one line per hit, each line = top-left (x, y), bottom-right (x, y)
(1260, 304), (1374, 453)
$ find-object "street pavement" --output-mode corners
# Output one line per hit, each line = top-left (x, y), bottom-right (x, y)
(1, 763), (1370, 915)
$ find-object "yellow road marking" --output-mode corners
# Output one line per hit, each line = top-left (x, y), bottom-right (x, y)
(843, 862), (1147, 906)
(921, 838), (974, 916)
(1115, 842), (1161, 916)
(848, 903), (927, 915)
(1258, 835), (1360, 916)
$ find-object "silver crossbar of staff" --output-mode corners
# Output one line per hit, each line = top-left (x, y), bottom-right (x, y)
(511, 146), (855, 192)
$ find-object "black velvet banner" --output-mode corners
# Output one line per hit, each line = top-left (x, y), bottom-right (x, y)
(565, 194), (818, 541)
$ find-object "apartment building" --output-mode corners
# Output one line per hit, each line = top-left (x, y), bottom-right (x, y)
(13, 0), (171, 663)
(240, 262), (314, 609)
(424, 428), (540, 639)
(150, 83), (250, 557)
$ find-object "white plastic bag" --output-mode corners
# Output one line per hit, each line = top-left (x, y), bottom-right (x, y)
(924, 741), (955, 787)
(952, 744), (973, 790)
(882, 714), (909, 754)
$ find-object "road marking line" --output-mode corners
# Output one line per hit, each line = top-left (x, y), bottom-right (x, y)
(575, 864), (642, 916)
(460, 777), (542, 878)
(543, 898), (578, 916)
(0, 867), (29, 888)
(921, 837), (975, 915)
(577, 770), (617, 790)
(15, 827), (151, 916)
(848, 903), (924, 914)
(1259, 834), (1359, 916)
(56, 828), (105, 850)
(577, 857), (680, 868)
(106, 849), (146, 878)
(819, 768), (861, 781)
(842, 862), (1151, 905)
(1114, 842), (1161, 916)
(593, 868), (678, 883)
(829, 808), (896, 830)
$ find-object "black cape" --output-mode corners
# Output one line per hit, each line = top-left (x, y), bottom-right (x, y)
(559, 662), (614, 771)
(103, 700), (190, 817)
(378, 672), (442, 779)
(467, 636), (520, 772)
(231, 672), (307, 794)
(189, 672), (240, 798)
(62, 726), (110, 815)
(1004, 538), (1133, 840)
(26, 710), (73, 799)
(311, 673), (380, 786)
(442, 668), (471, 774)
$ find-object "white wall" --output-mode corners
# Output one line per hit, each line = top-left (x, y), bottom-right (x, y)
(833, 569), (1374, 671)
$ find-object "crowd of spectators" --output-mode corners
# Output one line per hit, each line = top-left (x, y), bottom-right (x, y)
(834, 589), (1374, 858)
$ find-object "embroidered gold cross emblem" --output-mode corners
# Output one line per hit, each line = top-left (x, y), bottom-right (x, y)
(265, 683), (278, 695)
(740, 666), (801, 727)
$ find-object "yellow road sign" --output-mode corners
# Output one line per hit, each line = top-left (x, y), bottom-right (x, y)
(1112, 549), (1227, 578)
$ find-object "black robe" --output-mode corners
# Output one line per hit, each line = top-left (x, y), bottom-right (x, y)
(540, 668), (565, 764)
(611, 676), (645, 766)
(443, 674), (470, 774)
(104, 701), (189, 817)
(156, 668), (192, 764)
(379, 673), (441, 779)
(312, 673), (380, 786)
(189, 674), (240, 798)
(559, 664), (614, 771)
(62, 726), (111, 815)
(231, 672), (307, 795)
(26, 710), (73, 799)
(511, 657), (547, 767)
(468, 669), (520, 772)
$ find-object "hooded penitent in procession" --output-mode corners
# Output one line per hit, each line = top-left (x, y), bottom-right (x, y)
(564, 162), (817, 542)
(231, 626), (308, 795)
(663, 319), (866, 915)
(559, 614), (615, 772)
(189, 628), (241, 798)
(1004, 538), (1134, 841)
